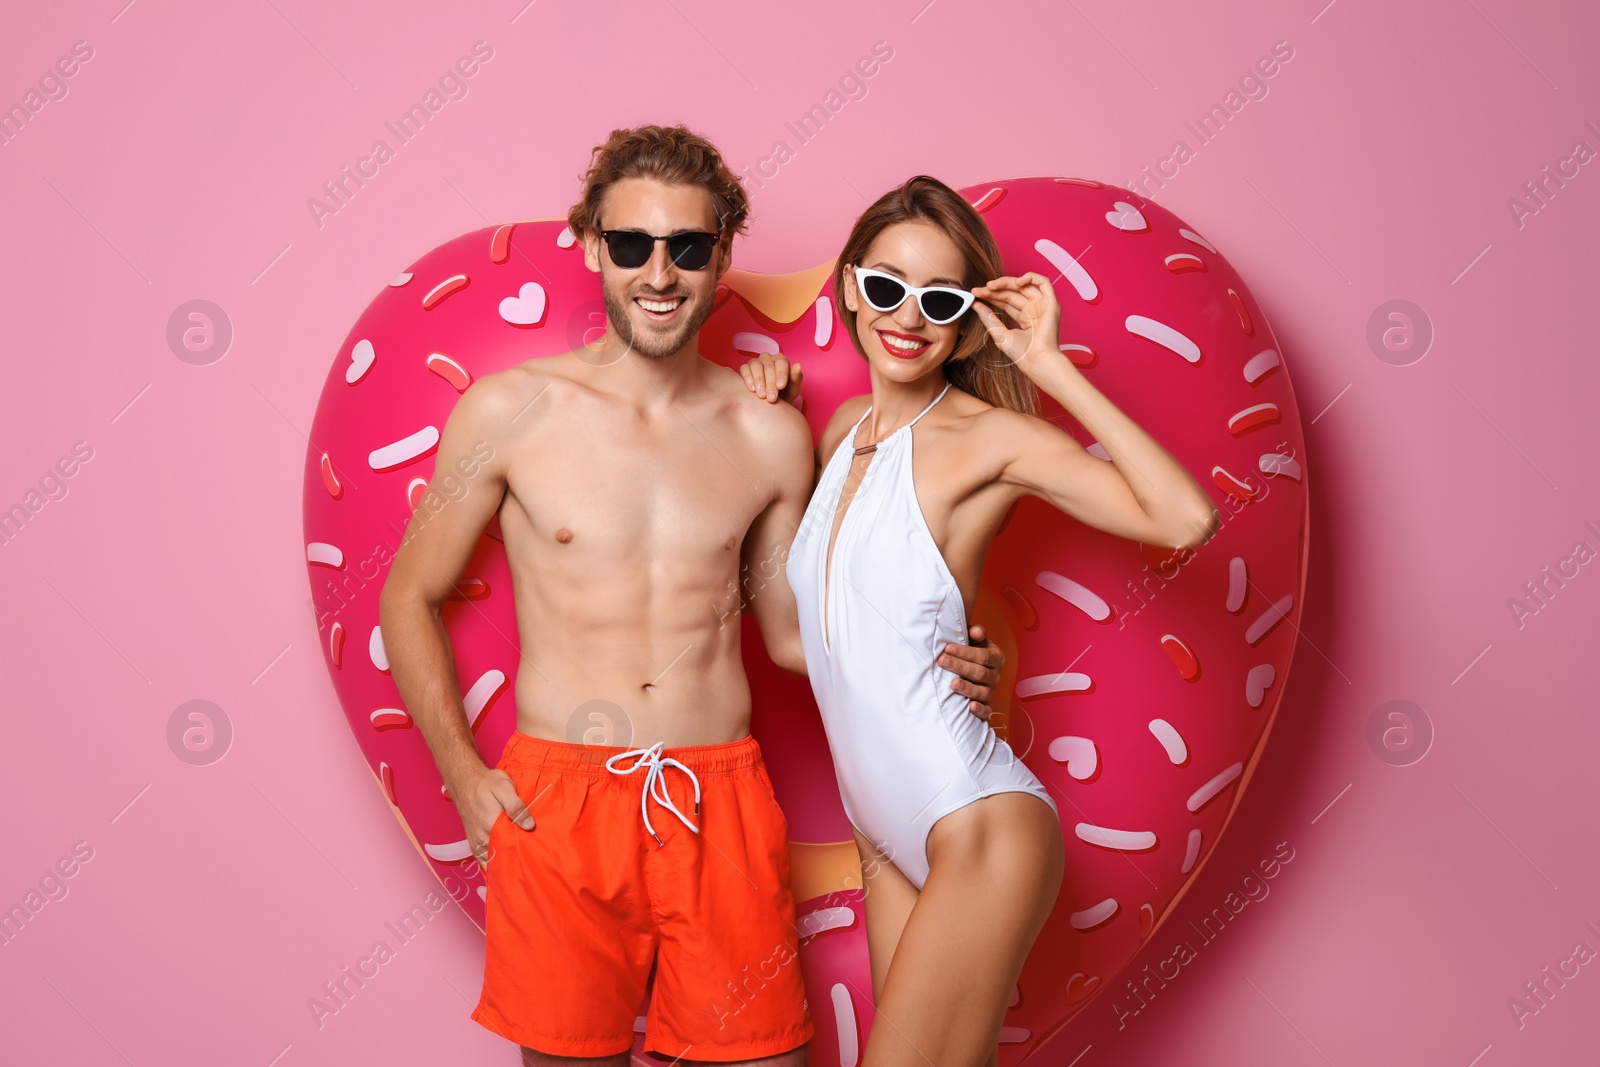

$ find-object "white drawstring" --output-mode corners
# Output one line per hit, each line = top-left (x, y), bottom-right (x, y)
(604, 741), (702, 846)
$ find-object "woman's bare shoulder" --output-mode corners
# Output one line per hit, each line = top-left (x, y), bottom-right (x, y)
(940, 390), (1079, 479)
(940, 386), (1023, 441)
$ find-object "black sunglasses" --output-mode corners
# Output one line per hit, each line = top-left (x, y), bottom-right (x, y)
(599, 227), (722, 271)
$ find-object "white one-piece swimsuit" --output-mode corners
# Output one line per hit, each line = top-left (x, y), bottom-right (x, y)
(785, 382), (1058, 890)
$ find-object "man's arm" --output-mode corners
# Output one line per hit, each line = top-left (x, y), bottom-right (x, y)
(377, 374), (533, 859)
(739, 399), (815, 674)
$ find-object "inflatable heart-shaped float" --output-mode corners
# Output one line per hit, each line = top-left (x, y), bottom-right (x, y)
(302, 176), (1309, 1063)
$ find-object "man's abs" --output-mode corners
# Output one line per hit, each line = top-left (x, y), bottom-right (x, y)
(504, 543), (755, 746)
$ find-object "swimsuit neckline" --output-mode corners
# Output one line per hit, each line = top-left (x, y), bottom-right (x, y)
(847, 381), (952, 455)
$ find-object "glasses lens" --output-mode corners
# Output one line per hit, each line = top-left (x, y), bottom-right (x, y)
(606, 231), (653, 269)
(667, 232), (718, 270)
(860, 273), (908, 312)
(919, 289), (967, 323)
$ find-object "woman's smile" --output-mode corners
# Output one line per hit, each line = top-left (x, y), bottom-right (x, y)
(877, 328), (932, 358)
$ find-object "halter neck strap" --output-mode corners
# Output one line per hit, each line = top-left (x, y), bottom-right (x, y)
(908, 381), (953, 427)
(849, 381), (952, 456)
(856, 380), (952, 432)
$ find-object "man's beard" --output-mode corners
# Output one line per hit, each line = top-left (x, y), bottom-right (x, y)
(601, 282), (715, 361)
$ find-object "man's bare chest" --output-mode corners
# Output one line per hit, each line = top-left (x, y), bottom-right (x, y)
(499, 429), (770, 560)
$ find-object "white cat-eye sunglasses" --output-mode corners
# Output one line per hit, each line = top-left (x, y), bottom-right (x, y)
(850, 264), (977, 325)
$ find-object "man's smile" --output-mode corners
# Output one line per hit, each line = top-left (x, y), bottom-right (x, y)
(634, 294), (686, 323)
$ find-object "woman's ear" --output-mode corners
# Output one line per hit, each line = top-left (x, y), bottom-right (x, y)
(841, 264), (858, 313)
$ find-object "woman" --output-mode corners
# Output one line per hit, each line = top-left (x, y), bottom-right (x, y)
(740, 175), (1218, 1067)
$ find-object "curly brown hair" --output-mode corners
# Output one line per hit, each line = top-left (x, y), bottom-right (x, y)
(835, 175), (1038, 415)
(566, 124), (751, 248)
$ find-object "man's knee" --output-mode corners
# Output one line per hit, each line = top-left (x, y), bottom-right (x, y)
(518, 1047), (629, 1067)
(686, 1043), (807, 1067)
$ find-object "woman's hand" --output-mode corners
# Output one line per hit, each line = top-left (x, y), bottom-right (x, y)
(972, 272), (1063, 376)
(738, 349), (804, 405)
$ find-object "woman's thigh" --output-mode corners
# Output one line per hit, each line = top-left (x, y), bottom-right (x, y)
(863, 793), (1064, 1067)
(850, 823), (920, 1004)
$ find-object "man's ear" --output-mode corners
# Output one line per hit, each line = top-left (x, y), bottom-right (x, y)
(580, 229), (601, 274)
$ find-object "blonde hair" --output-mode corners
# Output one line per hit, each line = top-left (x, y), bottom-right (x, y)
(567, 124), (750, 245)
(834, 175), (1037, 415)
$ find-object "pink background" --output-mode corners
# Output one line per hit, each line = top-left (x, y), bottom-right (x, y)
(2, 1), (1597, 1065)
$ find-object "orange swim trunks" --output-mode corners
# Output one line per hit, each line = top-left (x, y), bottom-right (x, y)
(471, 730), (814, 1060)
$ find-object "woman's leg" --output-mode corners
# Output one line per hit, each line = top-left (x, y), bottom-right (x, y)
(850, 825), (921, 1003)
(859, 793), (1064, 1067)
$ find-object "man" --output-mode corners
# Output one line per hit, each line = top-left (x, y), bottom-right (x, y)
(379, 124), (1005, 1065)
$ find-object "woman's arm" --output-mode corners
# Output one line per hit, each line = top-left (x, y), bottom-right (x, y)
(974, 273), (1219, 551)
